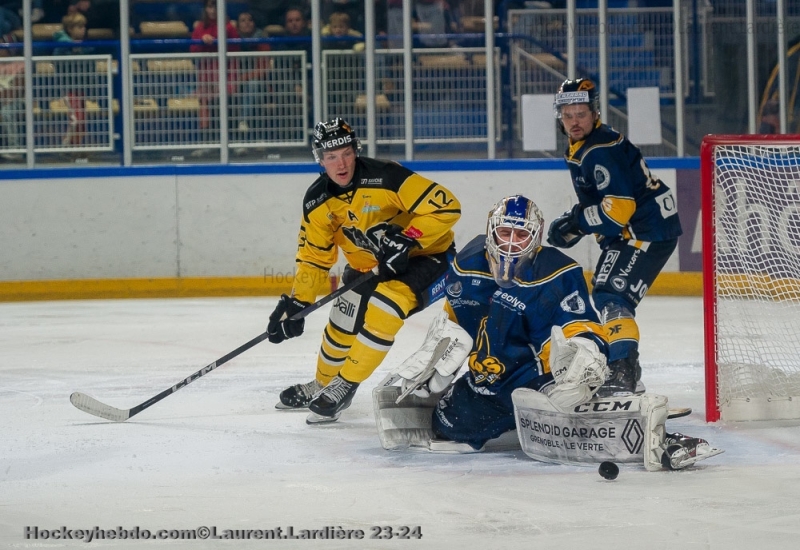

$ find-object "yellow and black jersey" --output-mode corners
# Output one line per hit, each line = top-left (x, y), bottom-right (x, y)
(292, 157), (461, 303)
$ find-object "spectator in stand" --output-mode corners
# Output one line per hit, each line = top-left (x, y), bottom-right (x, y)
(249, 0), (306, 29)
(0, 37), (24, 161)
(322, 11), (364, 51)
(191, 0), (240, 130)
(2, 0), (45, 39)
(415, 0), (448, 47)
(278, 6), (313, 128)
(53, 12), (93, 147)
(323, 0), (364, 35)
(281, 6), (312, 55)
(235, 10), (270, 136)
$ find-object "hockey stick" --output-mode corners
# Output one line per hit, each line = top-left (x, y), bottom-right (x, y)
(70, 270), (376, 422)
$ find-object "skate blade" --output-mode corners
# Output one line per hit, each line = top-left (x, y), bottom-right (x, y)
(669, 447), (725, 470)
(305, 411), (342, 424)
(275, 402), (309, 411)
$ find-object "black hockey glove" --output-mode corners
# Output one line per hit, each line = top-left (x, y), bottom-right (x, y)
(377, 226), (420, 281)
(547, 204), (585, 249)
(267, 294), (311, 344)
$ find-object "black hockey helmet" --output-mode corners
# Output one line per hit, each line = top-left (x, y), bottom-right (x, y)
(311, 118), (362, 163)
(553, 78), (599, 119)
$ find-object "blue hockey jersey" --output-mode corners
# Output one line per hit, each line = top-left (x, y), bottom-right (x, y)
(444, 235), (608, 395)
(565, 122), (682, 243)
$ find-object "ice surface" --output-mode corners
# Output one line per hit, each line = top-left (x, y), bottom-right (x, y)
(2, 296), (800, 549)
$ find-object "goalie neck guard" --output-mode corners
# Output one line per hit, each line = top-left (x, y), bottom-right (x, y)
(485, 195), (544, 288)
(312, 118), (362, 163)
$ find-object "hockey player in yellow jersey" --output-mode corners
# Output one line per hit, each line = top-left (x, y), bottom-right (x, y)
(268, 118), (461, 423)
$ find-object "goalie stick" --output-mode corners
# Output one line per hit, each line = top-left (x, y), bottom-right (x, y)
(70, 270), (376, 422)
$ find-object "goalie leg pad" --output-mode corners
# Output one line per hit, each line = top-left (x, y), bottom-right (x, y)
(394, 310), (473, 401)
(513, 388), (669, 467)
(372, 383), (437, 451)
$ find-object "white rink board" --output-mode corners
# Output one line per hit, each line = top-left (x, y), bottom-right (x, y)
(0, 169), (679, 281)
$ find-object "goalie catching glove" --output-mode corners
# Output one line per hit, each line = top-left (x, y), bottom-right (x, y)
(392, 310), (473, 401)
(542, 325), (609, 410)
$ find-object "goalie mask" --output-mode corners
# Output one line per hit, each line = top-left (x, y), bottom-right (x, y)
(311, 118), (362, 163)
(485, 195), (544, 288)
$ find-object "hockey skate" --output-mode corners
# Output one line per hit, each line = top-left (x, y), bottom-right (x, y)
(595, 350), (643, 397)
(660, 432), (724, 470)
(306, 375), (359, 424)
(275, 379), (322, 410)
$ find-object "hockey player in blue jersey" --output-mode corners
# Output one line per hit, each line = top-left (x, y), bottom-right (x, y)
(376, 195), (610, 450)
(372, 195), (722, 470)
(548, 78), (683, 397)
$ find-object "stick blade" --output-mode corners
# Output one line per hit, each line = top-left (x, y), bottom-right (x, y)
(668, 407), (692, 420)
(70, 392), (130, 422)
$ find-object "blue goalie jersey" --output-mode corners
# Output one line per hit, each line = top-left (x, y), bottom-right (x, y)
(444, 235), (608, 395)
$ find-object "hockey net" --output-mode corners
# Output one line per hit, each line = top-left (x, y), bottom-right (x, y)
(702, 135), (800, 422)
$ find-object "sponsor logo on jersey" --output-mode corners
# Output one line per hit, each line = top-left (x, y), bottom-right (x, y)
(446, 281), (463, 298)
(595, 250), (620, 285)
(619, 248), (641, 277)
(321, 135), (353, 150)
(594, 164), (611, 190)
(584, 205), (603, 226)
(360, 178), (383, 185)
(656, 189), (678, 218)
(404, 225), (424, 239)
(467, 374), (497, 395)
(449, 298), (480, 307)
(611, 276), (627, 291)
(492, 289), (527, 311)
(334, 296), (357, 318)
(305, 193), (327, 210)
(361, 204), (381, 213)
(559, 290), (586, 314)
(471, 279), (481, 286)
(429, 277), (447, 300)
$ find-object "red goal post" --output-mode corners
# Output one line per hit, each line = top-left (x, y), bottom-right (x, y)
(702, 134), (800, 422)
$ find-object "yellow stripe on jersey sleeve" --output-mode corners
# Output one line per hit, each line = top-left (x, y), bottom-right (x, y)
(600, 196), (636, 227)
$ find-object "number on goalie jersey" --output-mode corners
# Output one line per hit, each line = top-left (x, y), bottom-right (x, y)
(431, 195), (609, 450)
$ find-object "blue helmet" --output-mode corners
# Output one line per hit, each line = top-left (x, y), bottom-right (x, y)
(485, 195), (544, 288)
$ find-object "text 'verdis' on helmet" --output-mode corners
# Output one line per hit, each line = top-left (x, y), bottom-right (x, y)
(312, 118), (362, 163)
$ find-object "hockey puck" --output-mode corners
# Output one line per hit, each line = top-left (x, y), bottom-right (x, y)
(598, 461), (619, 480)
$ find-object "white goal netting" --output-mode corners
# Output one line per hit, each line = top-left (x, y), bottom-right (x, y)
(709, 142), (800, 421)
